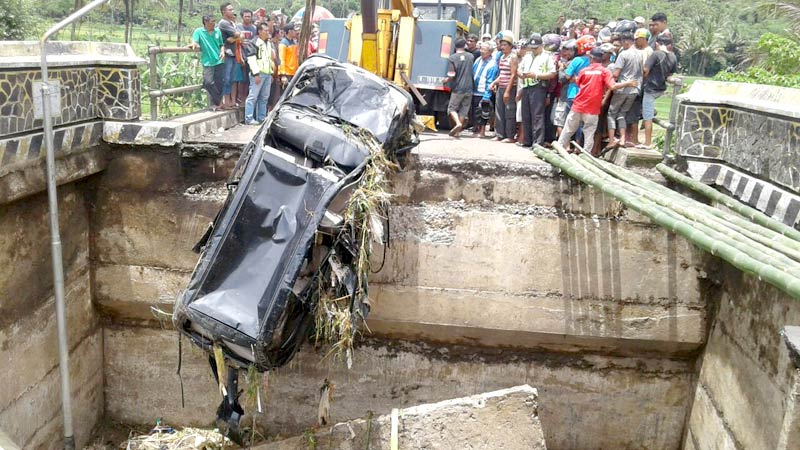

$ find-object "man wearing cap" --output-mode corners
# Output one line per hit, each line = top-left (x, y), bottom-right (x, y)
(482, 32), (492, 42)
(443, 38), (475, 138)
(518, 33), (557, 147)
(558, 47), (636, 153)
(489, 31), (518, 143)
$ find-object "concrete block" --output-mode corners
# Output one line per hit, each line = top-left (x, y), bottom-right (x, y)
(392, 154), (630, 217)
(374, 205), (704, 303)
(368, 284), (705, 354)
(686, 265), (800, 450)
(0, 185), (90, 329)
(0, 271), (96, 410)
(0, 330), (103, 450)
(254, 385), (547, 450)
(92, 190), (218, 269)
(94, 263), (189, 323)
(684, 385), (739, 450)
(103, 327), (219, 428)
(105, 327), (691, 450)
(696, 320), (789, 450)
(103, 121), (182, 146)
(98, 148), (234, 193)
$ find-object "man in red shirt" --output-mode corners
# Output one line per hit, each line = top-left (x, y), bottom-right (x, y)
(556, 47), (637, 153)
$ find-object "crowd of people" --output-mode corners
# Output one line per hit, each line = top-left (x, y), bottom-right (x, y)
(187, 5), (678, 148)
(445, 13), (677, 153)
(188, 4), (304, 125)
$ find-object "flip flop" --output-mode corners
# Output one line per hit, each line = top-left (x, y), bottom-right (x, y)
(635, 144), (655, 150)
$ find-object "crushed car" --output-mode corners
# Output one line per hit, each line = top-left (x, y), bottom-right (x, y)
(172, 55), (418, 441)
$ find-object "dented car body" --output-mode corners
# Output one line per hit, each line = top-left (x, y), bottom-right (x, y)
(172, 56), (417, 428)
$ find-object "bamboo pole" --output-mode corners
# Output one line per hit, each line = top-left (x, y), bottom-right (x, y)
(657, 163), (800, 241)
(534, 145), (800, 300)
(581, 154), (800, 261)
(558, 148), (800, 277)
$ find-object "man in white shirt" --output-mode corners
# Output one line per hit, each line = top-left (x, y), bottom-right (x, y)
(517, 33), (557, 147)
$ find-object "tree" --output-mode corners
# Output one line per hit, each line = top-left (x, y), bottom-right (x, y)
(765, 0), (800, 36)
(0, 0), (36, 39)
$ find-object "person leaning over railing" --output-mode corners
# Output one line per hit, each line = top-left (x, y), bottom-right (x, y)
(187, 14), (225, 111)
(244, 22), (277, 125)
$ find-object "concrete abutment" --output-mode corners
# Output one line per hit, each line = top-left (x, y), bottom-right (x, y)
(0, 40), (798, 448)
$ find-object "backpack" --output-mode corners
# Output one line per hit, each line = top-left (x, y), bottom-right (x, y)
(241, 39), (258, 60)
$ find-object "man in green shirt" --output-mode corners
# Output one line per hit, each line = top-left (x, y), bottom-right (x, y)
(188, 15), (225, 110)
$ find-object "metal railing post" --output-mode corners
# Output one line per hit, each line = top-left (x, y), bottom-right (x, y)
(663, 76), (683, 158)
(146, 46), (201, 120)
(39, 1), (111, 449)
(149, 46), (159, 120)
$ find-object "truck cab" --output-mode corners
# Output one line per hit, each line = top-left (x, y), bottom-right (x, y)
(318, 0), (481, 122)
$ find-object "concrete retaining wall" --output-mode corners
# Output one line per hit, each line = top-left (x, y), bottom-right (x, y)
(90, 142), (710, 449)
(0, 184), (103, 449)
(684, 264), (800, 450)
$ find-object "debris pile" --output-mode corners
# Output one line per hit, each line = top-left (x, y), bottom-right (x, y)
(171, 55), (418, 442)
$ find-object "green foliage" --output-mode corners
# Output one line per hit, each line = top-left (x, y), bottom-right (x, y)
(713, 32), (800, 88)
(0, 0), (38, 39)
(141, 52), (207, 118)
(519, 0), (786, 76)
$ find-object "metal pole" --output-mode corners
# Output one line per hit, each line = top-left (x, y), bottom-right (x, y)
(39, 1), (111, 449)
(149, 47), (158, 120)
(663, 76), (683, 158)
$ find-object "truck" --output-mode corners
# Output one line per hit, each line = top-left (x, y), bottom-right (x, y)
(317, 0), (482, 126)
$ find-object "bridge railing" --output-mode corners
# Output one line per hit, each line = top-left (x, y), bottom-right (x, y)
(655, 76), (684, 157)
(147, 46), (202, 120)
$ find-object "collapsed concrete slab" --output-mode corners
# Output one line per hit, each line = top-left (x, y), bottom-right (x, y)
(253, 385), (546, 450)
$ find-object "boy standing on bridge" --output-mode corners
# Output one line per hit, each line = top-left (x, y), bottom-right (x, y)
(188, 15), (224, 111)
(606, 32), (642, 149)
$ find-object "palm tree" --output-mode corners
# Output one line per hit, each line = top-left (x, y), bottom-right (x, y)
(677, 14), (728, 75)
(764, 0), (800, 37)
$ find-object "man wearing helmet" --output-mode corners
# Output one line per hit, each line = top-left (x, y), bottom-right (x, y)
(561, 35), (594, 143)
